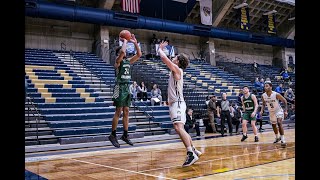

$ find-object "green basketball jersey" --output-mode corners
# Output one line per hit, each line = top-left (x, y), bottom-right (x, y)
(115, 59), (131, 84)
(243, 94), (255, 112)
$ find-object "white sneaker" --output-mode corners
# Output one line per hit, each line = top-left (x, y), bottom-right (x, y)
(182, 151), (199, 167)
(193, 148), (202, 157)
(281, 141), (287, 147)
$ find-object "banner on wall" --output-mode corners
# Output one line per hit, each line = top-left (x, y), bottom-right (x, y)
(267, 14), (276, 34)
(200, 0), (212, 25)
(240, 7), (250, 30)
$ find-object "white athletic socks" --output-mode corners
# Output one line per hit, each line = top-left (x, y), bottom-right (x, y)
(187, 146), (193, 152)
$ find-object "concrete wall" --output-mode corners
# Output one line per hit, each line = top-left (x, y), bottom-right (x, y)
(25, 17), (280, 67)
(25, 17), (94, 52)
(214, 39), (274, 65)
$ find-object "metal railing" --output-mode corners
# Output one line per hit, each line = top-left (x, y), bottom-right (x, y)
(135, 100), (154, 132)
(25, 95), (41, 145)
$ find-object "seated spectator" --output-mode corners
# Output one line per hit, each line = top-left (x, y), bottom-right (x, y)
(254, 78), (262, 92)
(150, 84), (162, 106)
(282, 70), (291, 82)
(284, 88), (295, 104)
(275, 83), (284, 95)
(137, 82), (148, 101)
(184, 107), (201, 137)
(129, 81), (138, 101)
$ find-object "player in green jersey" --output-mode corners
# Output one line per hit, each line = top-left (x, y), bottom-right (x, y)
(109, 33), (141, 148)
(240, 86), (259, 142)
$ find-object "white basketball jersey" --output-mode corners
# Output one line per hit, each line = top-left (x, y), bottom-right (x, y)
(262, 91), (282, 112)
(167, 68), (184, 103)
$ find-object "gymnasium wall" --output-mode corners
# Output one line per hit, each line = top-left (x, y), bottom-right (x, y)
(25, 17), (278, 66)
(213, 39), (274, 65)
(25, 17), (94, 52)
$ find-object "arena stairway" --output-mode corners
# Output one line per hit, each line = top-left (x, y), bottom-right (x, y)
(25, 96), (59, 146)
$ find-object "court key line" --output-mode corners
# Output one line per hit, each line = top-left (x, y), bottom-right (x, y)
(140, 146), (295, 173)
(66, 157), (177, 180)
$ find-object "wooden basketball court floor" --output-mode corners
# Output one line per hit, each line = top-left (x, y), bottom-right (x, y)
(25, 128), (295, 180)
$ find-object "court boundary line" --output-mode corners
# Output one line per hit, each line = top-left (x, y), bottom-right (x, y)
(140, 145), (295, 173)
(65, 157), (177, 180)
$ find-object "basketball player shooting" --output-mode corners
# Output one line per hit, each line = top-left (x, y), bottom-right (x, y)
(108, 31), (141, 148)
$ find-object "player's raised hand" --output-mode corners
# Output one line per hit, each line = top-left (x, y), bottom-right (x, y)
(159, 41), (168, 50)
(129, 34), (137, 43)
(119, 37), (127, 43)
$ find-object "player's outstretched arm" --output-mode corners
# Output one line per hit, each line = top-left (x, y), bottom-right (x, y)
(158, 41), (181, 80)
(129, 34), (142, 64)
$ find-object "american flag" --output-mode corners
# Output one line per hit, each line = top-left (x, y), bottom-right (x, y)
(122, 0), (140, 14)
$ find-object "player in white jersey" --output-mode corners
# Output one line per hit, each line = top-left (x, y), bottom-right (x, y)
(158, 41), (201, 167)
(260, 82), (288, 147)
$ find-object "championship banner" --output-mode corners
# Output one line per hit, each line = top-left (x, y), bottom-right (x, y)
(240, 7), (250, 30)
(267, 14), (276, 34)
(200, 0), (212, 25)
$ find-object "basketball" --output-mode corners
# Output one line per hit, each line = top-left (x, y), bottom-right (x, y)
(119, 30), (131, 41)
